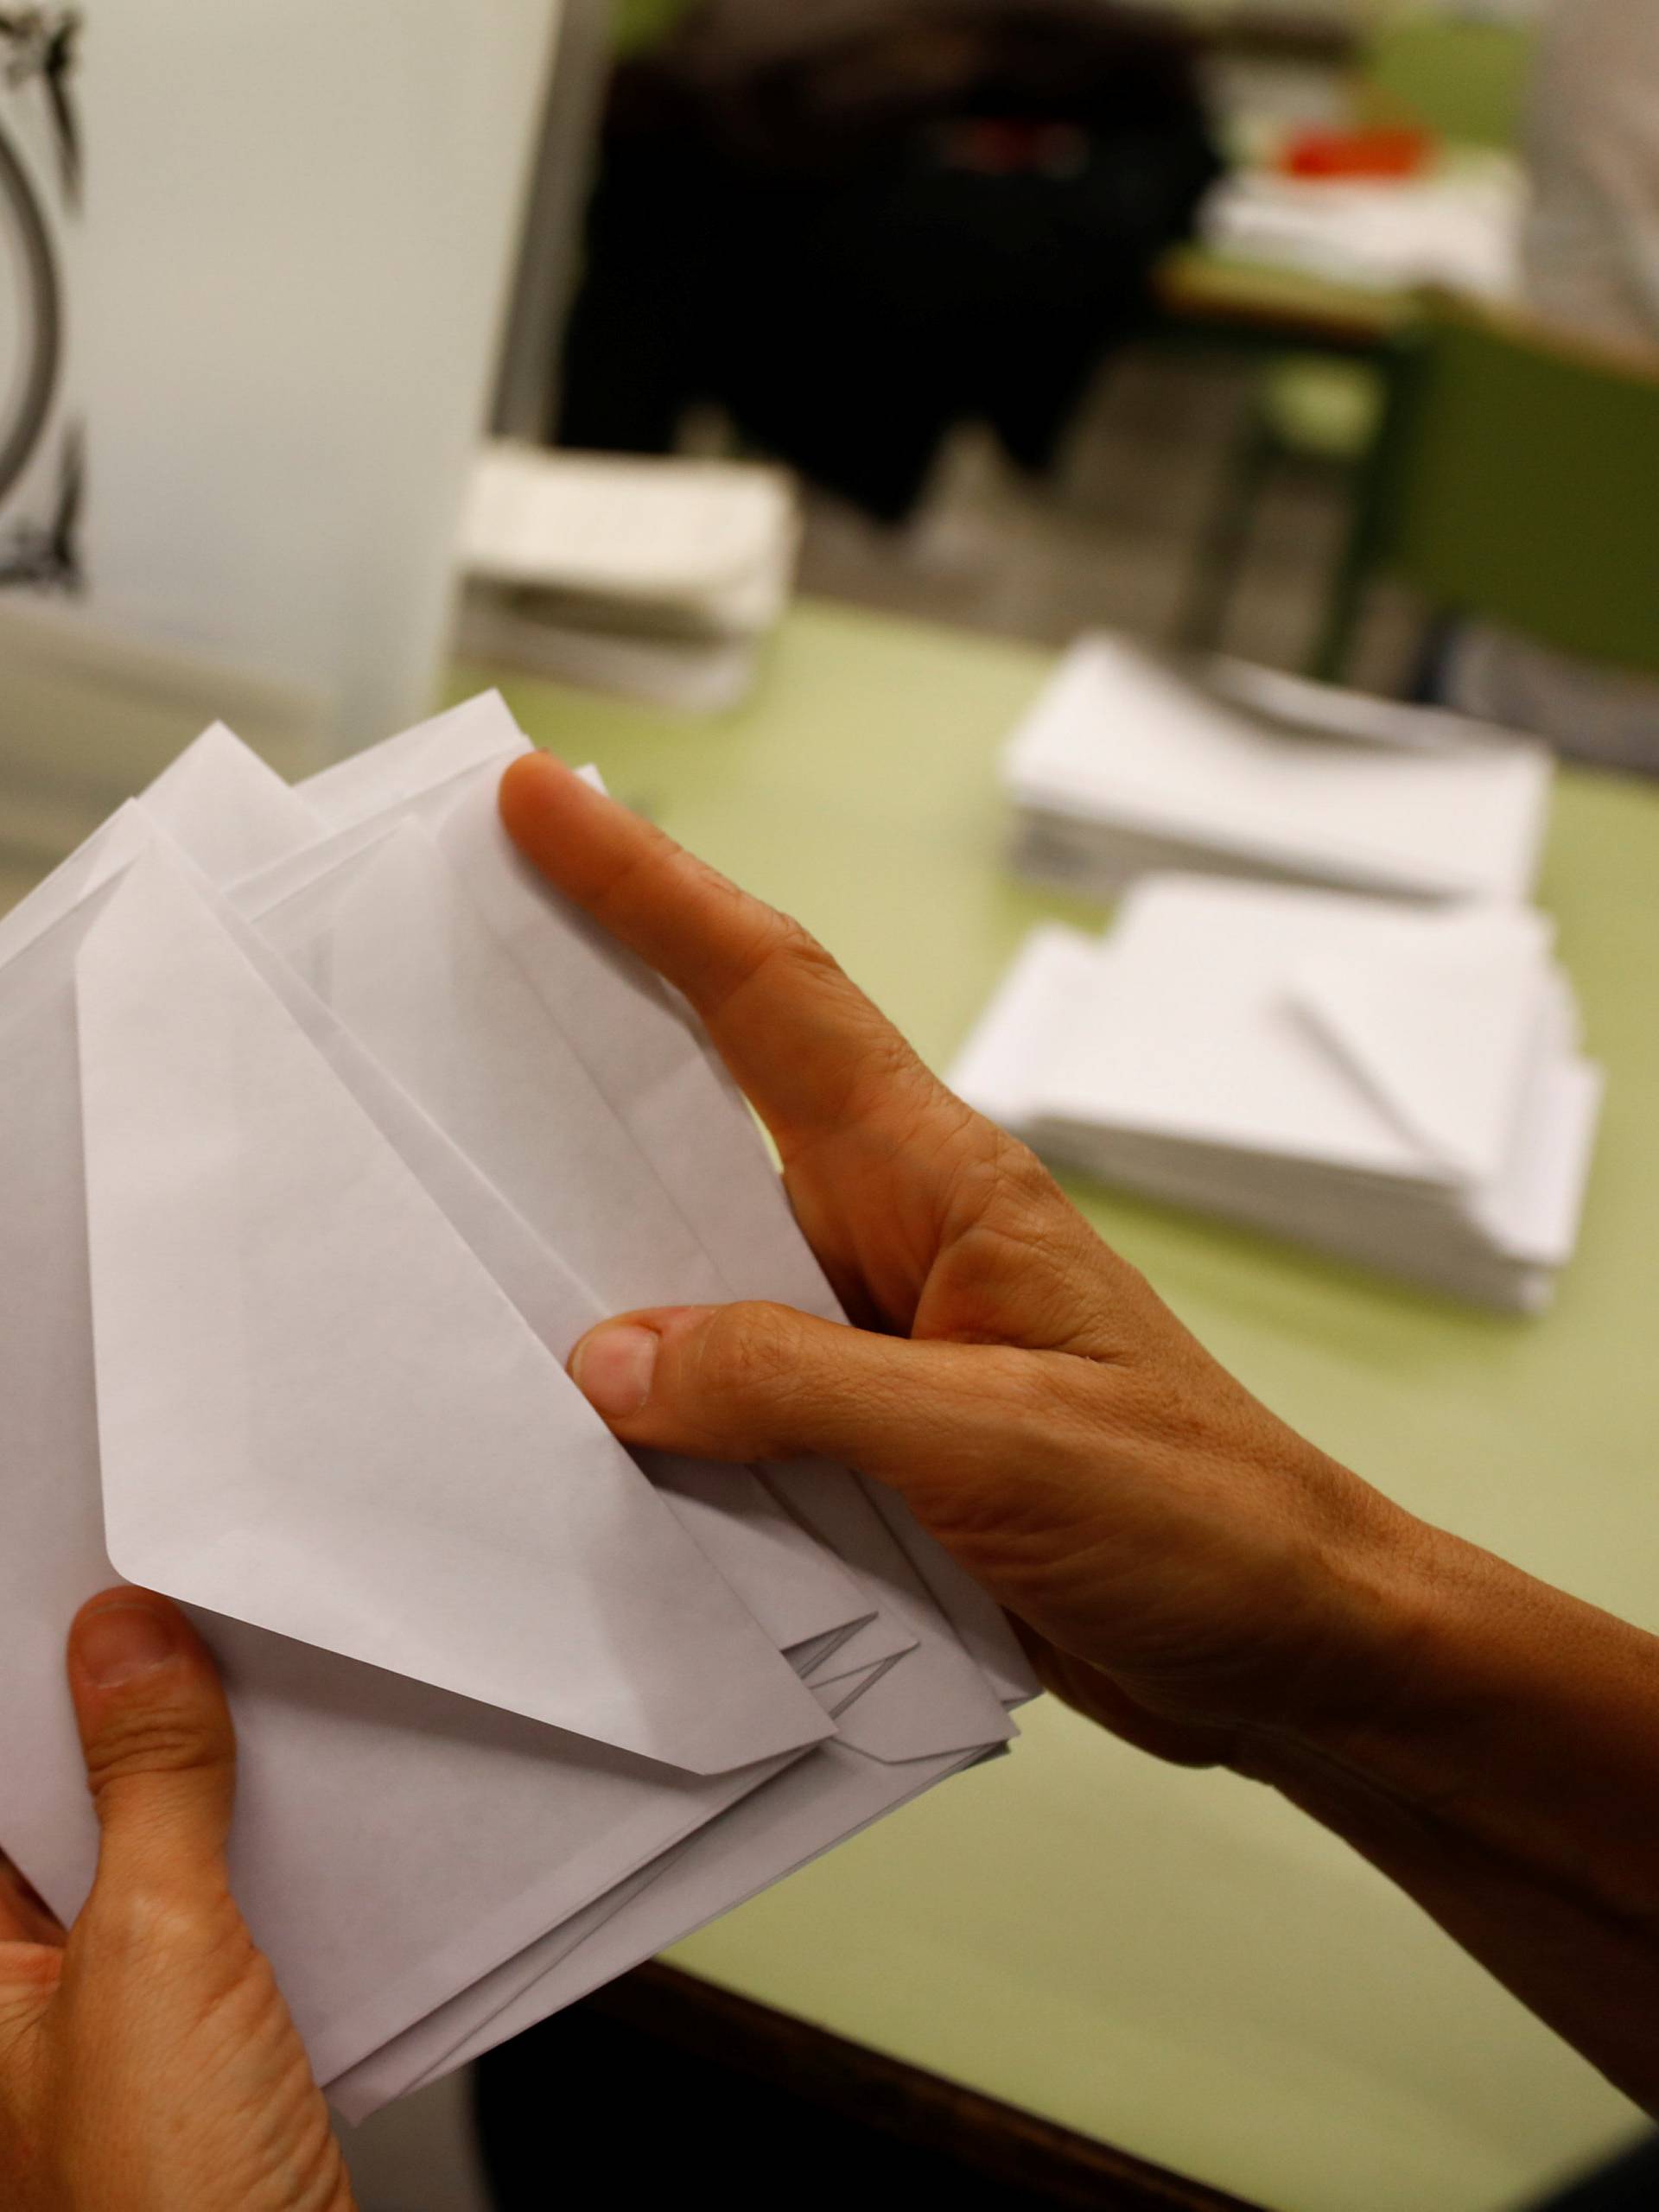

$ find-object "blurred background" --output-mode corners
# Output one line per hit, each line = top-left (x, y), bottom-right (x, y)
(6, 0), (1652, 859)
(5, 3), (1659, 2209)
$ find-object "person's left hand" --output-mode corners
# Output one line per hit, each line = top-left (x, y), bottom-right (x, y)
(0, 1589), (353, 2212)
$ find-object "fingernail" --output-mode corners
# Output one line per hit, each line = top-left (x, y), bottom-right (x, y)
(572, 1325), (659, 1420)
(76, 1604), (182, 1688)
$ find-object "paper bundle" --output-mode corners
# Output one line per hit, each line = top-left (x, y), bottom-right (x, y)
(1002, 636), (1553, 906)
(951, 876), (1602, 1311)
(0, 694), (1033, 2122)
(1198, 157), (1523, 298)
(456, 445), (800, 712)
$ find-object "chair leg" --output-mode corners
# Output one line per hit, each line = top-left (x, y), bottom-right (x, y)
(1307, 343), (1410, 687)
(1309, 498), (1380, 685)
(1179, 413), (1275, 657)
(1407, 612), (1459, 705)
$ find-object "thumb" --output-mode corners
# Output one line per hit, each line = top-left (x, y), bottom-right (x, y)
(569, 1301), (1070, 1503)
(67, 1591), (237, 1901)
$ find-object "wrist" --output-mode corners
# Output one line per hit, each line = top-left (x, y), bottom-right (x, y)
(1226, 1474), (1454, 1783)
(1240, 1504), (1659, 1931)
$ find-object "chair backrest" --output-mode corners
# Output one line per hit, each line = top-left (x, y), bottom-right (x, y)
(1358, 9), (1536, 151)
(1365, 302), (1659, 677)
(613, 0), (695, 54)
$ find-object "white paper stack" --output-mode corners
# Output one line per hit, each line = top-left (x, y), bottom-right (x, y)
(456, 444), (801, 712)
(951, 876), (1602, 1311)
(1198, 156), (1524, 299)
(0, 694), (1033, 2122)
(1002, 636), (1554, 906)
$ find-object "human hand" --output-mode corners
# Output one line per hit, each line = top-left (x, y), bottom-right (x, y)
(0, 1591), (353, 2212)
(499, 753), (1426, 1773)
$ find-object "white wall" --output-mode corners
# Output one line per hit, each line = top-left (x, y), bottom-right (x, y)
(493, 0), (612, 442)
(75, 2), (563, 753)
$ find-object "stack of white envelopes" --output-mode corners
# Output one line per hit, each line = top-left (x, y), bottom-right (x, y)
(1198, 158), (1524, 299)
(0, 694), (1033, 2121)
(458, 445), (800, 712)
(1002, 635), (1554, 906)
(952, 876), (1603, 1311)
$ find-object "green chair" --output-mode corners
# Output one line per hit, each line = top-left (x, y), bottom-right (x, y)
(1179, 349), (1389, 656)
(1358, 6), (1536, 154)
(1313, 298), (1659, 685)
(613, 0), (695, 55)
(1179, 5), (1540, 658)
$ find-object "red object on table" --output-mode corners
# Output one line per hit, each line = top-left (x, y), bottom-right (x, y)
(1278, 126), (1434, 181)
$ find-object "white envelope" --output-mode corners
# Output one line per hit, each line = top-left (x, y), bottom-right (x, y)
(1002, 634), (1552, 905)
(0, 802), (156, 969)
(1034, 879), (1554, 1184)
(207, 723), (1020, 1748)
(298, 690), (528, 832)
(417, 766), (1035, 1708)
(140, 721), (327, 882)
(77, 849), (830, 1775)
(278, 729), (1028, 1721)
(0, 711), (1027, 2125)
(263, 816), (1010, 1757)
(259, 820), (733, 1315)
(1287, 918), (1554, 1184)
(331, 1734), (990, 2119)
(950, 878), (1602, 1311)
(107, 731), (855, 1667)
(0, 867), (808, 2089)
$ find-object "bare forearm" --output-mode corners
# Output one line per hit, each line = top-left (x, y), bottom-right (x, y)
(1244, 1524), (1659, 2110)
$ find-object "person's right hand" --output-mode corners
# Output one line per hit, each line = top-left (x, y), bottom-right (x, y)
(499, 753), (1429, 1771)
(502, 752), (1659, 2111)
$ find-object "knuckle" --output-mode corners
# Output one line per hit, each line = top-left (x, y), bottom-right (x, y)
(989, 1127), (1057, 1197)
(1001, 1344), (1089, 1430)
(935, 1081), (1019, 1161)
(959, 1342), (1117, 1466)
(197, 1942), (295, 2051)
(957, 1129), (1068, 1235)
(693, 1302), (799, 1407)
(767, 910), (836, 979)
(709, 900), (841, 1016)
(992, 1141), (1071, 1230)
(83, 1707), (225, 1796)
(839, 1025), (931, 1125)
(86, 1881), (226, 1962)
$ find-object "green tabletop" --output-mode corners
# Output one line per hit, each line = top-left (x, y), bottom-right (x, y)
(456, 602), (1656, 2212)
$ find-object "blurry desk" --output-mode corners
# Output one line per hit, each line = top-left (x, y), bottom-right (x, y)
(457, 603), (1656, 2212)
(1154, 243), (1414, 354)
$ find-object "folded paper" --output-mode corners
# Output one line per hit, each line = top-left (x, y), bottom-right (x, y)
(953, 875), (1600, 1312)
(0, 702), (1032, 2120)
(1001, 634), (1553, 907)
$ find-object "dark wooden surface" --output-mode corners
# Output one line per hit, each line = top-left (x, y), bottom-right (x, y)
(587, 1962), (1270, 2212)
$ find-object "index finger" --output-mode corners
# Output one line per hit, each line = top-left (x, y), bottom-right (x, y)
(499, 752), (943, 1149)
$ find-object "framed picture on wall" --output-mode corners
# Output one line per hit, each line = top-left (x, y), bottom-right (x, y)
(0, 9), (79, 591)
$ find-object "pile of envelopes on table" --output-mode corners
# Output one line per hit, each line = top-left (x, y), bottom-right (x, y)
(0, 695), (1033, 2121)
(1001, 634), (1554, 906)
(951, 876), (1602, 1312)
(1198, 158), (1524, 300)
(458, 445), (800, 713)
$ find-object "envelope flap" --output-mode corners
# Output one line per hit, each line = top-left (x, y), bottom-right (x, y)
(296, 693), (529, 830)
(0, 804), (153, 971)
(1289, 917), (1553, 1182)
(140, 723), (327, 885)
(315, 822), (730, 1314)
(75, 853), (831, 1777)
